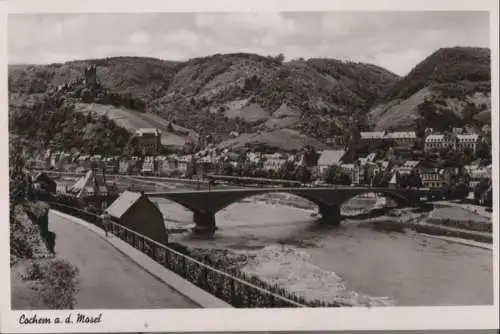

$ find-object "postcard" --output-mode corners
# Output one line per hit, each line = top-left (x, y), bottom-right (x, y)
(1, 0), (498, 332)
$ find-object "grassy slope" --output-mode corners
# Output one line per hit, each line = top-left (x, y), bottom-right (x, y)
(73, 103), (199, 147)
(217, 128), (332, 152)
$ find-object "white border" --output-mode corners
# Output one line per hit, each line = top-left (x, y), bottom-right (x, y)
(1, 0), (499, 332)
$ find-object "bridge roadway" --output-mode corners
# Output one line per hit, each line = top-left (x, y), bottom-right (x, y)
(146, 186), (443, 234)
(49, 211), (198, 309)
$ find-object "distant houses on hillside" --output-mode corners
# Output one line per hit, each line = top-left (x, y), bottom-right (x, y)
(25, 120), (491, 197)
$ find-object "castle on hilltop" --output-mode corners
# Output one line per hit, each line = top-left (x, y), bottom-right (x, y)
(84, 64), (98, 87)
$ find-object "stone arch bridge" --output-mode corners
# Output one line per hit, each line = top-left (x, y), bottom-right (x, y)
(146, 187), (443, 234)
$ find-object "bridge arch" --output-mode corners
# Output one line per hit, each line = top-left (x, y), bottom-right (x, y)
(214, 190), (332, 214)
(336, 188), (412, 208)
(147, 188), (332, 216)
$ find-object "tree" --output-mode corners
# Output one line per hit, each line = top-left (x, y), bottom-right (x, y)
(275, 53), (285, 64)
(253, 168), (269, 179)
(475, 141), (491, 160)
(222, 162), (234, 176)
(301, 145), (320, 167)
(448, 182), (469, 200)
(295, 166), (312, 184)
(474, 178), (490, 203)
(81, 88), (93, 103)
(324, 165), (351, 185)
(406, 169), (423, 188)
(167, 122), (174, 132)
(372, 170), (389, 187)
(279, 160), (296, 180)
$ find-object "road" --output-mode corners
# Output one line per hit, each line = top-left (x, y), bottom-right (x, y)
(49, 211), (199, 309)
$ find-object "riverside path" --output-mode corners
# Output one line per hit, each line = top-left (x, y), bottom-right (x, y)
(49, 211), (198, 309)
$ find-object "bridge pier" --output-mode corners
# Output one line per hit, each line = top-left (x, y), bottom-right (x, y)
(192, 211), (217, 236)
(318, 204), (342, 226)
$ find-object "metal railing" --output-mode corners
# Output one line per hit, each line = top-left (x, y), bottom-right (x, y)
(45, 201), (330, 308)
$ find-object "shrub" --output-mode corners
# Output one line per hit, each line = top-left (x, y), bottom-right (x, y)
(26, 259), (80, 309)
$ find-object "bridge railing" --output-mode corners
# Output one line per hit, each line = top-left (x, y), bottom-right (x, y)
(45, 201), (338, 308)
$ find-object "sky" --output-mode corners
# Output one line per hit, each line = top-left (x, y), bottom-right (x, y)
(8, 11), (490, 76)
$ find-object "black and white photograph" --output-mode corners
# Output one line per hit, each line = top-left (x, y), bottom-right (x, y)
(2, 0), (499, 332)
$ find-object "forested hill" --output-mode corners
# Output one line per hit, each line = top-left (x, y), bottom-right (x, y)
(9, 53), (399, 153)
(11, 48), (490, 153)
(370, 47), (491, 131)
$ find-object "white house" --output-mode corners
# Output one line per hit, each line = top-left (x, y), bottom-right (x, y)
(456, 134), (480, 153)
(316, 150), (345, 176)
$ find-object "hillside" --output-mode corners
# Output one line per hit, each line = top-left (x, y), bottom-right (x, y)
(9, 53), (399, 152)
(9, 57), (181, 101)
(370, 47), (491, 131)
(217, 128), (331, 152)
(73, 103), (199, 148)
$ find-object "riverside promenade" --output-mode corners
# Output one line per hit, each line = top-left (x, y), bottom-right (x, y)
(49, 211), (229, 309)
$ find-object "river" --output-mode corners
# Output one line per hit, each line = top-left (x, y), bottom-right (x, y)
(151, 193), (493, 308)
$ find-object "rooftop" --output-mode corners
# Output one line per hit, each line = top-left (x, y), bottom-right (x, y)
(106, 191), (143, 219)
(136, 128), (162, 136)
(317, 150), (345, 166)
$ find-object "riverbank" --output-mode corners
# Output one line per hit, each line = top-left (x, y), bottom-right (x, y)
(240, 193), (492, 244)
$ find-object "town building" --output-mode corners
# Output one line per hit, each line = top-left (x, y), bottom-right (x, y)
(356, 154), (378, 185)
(424, 133), (457, 152)
(106, 191), (168, 245)
(141, 156), (156, 175)
(360, 131), (386, 147)
(177, 155), (192, 176)
(419, 167), (452, 189)
(388, 172), (398, 188)
(135, 128), (162, 155)
(262, 153), (288, 171)
(424, 132), (480, 153)
(130, 157), (144, 174)
(326, 136), (346, 148)
(118, 159), (132, 174)
(340, 163), (358, 185)
(456, 134), (480, 153)
(67, 169), (110, 198)
(316, 150), (345, 176)
(360, 131), (416, 148)
(398, 160), (420, 175)
(467, 164), (492, 189)
(158, 156), (178, 176)
(104, 157), (119, 174)
(75, 166), (86, 174)
(195, 155), (222, 178)
(385, 131), (417, 147)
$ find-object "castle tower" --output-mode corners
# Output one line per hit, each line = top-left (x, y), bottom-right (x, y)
(84, 64), (98, 87)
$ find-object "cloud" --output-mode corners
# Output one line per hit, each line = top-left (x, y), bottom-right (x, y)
(8, 11), (490, 75)
(129, 32), (150, 45)
(194, 12), (300, 36)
